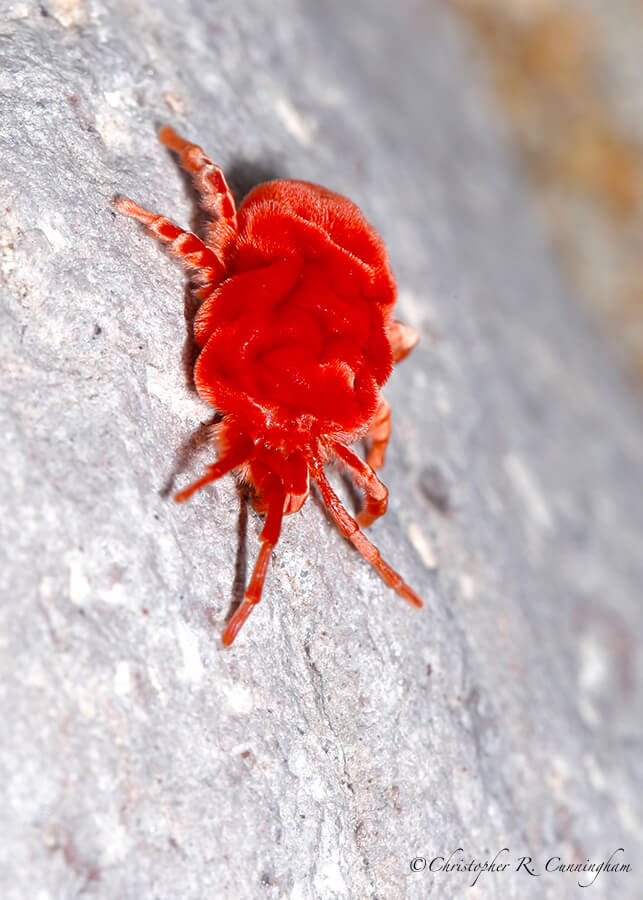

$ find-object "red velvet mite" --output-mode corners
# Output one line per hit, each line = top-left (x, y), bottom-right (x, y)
(114, 127), (422, 645)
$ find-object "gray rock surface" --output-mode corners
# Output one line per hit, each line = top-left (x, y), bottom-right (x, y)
(1, 1), (642, 898)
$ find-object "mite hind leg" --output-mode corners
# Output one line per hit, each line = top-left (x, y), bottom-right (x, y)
(365, 322), (418, 470)
(159, 126), (238, 266)
(365, 396), (391, 471)
(389, 320), (419, 363)
(332, 442), (388, 528)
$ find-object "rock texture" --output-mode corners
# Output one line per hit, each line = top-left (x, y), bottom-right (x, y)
(1, 1), (642, 898)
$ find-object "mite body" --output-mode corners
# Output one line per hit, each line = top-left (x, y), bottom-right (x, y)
(115, 127), (421, 645)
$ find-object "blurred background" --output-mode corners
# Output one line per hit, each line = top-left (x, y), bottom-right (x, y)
(447, 0), (643, 384)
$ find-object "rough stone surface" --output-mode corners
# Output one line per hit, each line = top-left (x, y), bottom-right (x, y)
(1, 1), (642, 898)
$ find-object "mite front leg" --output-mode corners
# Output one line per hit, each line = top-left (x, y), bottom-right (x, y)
(113, 196), (225, 285)
(332, 442), (388, 528)
(173, 433), (255, 503)
(389, 320), (419, 363)
(365, 396), (391, 471)
(159, 126), (238, 267)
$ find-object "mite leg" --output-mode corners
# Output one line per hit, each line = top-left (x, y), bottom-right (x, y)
(331, 442), (388, 528)
(365, 396), (391, 471)
(159, 126), (238, 266)
(174, 433), (255, 503)
(389, 321), (419, 363)
(313, 466), (422, 609)
(113, 196), (225, 286)
(364, 323), (418, 469)
(222, 480), (285, 646)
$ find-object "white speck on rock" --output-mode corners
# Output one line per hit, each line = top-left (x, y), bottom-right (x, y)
(101, 582), (131, 606)
(584, 753), (607, 792)
(146, 662), (168, 704)
(503, 453), (554, 532)
(434, 380), (452, 416)
(289, 881), (306, 900)
(274, 96), (316, 146)
(0, 228), (16, 273)
(544, 752), (571, 792)
(310, 776), (327, 802)
(68, 561), (90, 606)
(94, 107), (132, 147)
(578, 631), (609, 693)
(407, 521), (438, 569)
(103, 89), (125, 108)
(396, 286), (426, 331)
(49, 0), (89, 28)
(225, 683), (254, 714)
(459, 572), (475, 600)
(176, 620), (205, 683)
(287, 745), (310, 778)
(39, 217), (69, 252)
(618, 799), (640, 835)
(578, 695), (601, 728)
(314, 853), (348, 896)
(93, 813), (132, 865)
(113, 660), (132, 696)
(146, 363), (205, 421)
